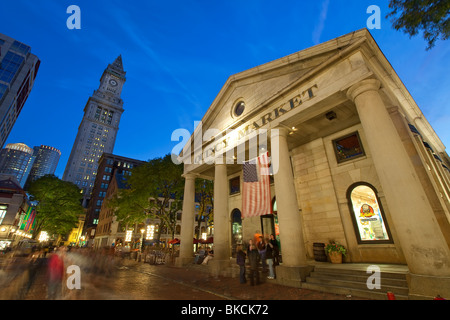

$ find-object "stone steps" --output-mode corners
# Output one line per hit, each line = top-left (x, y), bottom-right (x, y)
(302, 265), (409, 300)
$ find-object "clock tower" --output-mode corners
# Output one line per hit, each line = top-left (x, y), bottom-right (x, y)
(62, 55), (126, 206)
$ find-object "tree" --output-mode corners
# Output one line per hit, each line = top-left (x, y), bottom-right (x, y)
(109, 154), (184, 241)
(194, 179), (214, 244)
(387, 0), (450, 50)
(27, 175), (84, 240)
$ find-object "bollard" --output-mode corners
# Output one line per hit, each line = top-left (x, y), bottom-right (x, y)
(387, 291), (396, 300)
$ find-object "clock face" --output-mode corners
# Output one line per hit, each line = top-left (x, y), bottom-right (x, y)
(109, 79), (118, 87)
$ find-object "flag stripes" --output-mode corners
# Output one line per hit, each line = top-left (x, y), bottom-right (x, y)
(242, 152), (272, 218)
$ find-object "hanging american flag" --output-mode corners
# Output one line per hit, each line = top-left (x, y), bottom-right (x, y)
(242, 152), (272, 218)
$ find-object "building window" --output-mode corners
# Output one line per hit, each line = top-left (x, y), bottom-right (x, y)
(332, 132), (365, 163)
(0, 205), (8, 224)
(229, 176), (240, 195)
(347, 182), (392, 244)
(233, 101), (245, 117)
(0, 51), (25, 83)
(0, 83), (8, 100)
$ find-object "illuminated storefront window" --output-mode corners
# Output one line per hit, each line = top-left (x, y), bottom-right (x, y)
(347, 183), (392, 244)
(125, 230), (133, 242)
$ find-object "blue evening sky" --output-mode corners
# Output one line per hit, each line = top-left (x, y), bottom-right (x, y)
(1, 0), (449, 178)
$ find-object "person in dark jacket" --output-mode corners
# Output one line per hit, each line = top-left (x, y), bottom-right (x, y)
(265, 238), (275, 279)
(256, 236), (267, 272)
(269, 234), (280, 265)
(236, 245), (246, 284)
(247, 243), (260, 286)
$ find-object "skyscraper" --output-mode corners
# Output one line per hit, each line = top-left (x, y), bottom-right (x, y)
(0, 33), (40, 148)
(25, 145), (61, 188)
(62, 56), (126, 205)
(0, 142), (35, 188)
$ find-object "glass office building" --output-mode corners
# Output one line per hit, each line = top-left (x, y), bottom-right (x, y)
(25, 145), (61, 188)
(0, 142), (35, 188)
(0, 33), (40, 148)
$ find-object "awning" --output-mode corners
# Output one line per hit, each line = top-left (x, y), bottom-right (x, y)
(168, 238), (180, 244)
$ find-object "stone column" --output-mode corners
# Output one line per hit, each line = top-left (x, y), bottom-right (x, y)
(347, 79), (450, 298)
(176, 173), (196, 266)
(271, 127), (311, 287)
(209, 163), (231, 275)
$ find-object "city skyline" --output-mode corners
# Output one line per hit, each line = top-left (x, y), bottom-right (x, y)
(0, 0), (449, 178)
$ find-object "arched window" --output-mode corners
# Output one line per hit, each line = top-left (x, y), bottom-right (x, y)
(347, 183), (393, 244)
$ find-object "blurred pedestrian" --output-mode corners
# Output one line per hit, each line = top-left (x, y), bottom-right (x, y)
(256, 236), (267, 272)
(247, 243), (260, 286)
(202, 247), (214, 265)
(269, 234), (280, 265)
(265, 238), (275, 279)
(194, 246), (206, 264)
(19, 251), (45, 299)
(47, 247), (65, 299)
(236, 245), (246, 284)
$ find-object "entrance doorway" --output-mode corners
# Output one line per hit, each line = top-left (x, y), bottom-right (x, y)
(231, 208), (243, 257)
(260, 197), (281, 250)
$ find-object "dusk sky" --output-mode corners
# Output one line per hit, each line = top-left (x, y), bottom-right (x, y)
(1, 0), (449, 178)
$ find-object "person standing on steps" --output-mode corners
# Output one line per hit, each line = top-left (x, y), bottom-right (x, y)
(247, 243), (260, 286)
(265, 238), (275, 279)
(256, 236), (267, 273)
(269, 234), (280, 266)
(236, 245), (246, 284)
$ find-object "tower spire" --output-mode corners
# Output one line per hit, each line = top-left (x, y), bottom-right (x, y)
(110, 55), (124, 73)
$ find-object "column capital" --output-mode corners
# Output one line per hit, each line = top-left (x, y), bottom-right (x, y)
(271, 126), (290, 139)
(182, 173), (198, 180)
(214, 162), (228, 168)
(347, 79), (381, 102)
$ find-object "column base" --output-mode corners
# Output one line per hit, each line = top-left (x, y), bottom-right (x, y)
(175, 256), (194, 267)
(208, 259), (232, 277)
(407, 273), (450, 300)
(275, 265), (314, 288)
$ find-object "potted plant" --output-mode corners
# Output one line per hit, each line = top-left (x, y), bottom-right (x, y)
(325, 241), (347, 264)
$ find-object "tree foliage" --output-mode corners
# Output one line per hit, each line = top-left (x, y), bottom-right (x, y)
(108, 154), (184, 240)
(387, 0), (450, 49)
(194, 179), (214, 241)
(27, 174), (84, 239)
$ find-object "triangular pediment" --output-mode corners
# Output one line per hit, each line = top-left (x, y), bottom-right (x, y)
(199, 29), (370, 134)
(181, 28), (447, 179)
(179, 29), (373, 171)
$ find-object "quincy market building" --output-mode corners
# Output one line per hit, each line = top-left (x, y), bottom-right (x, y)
(175, 29), (450, 299)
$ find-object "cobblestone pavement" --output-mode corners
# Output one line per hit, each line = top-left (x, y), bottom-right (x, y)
(3, 256), (366, 301)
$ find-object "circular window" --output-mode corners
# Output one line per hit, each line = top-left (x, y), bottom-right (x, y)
(234, 101), (245, 117)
